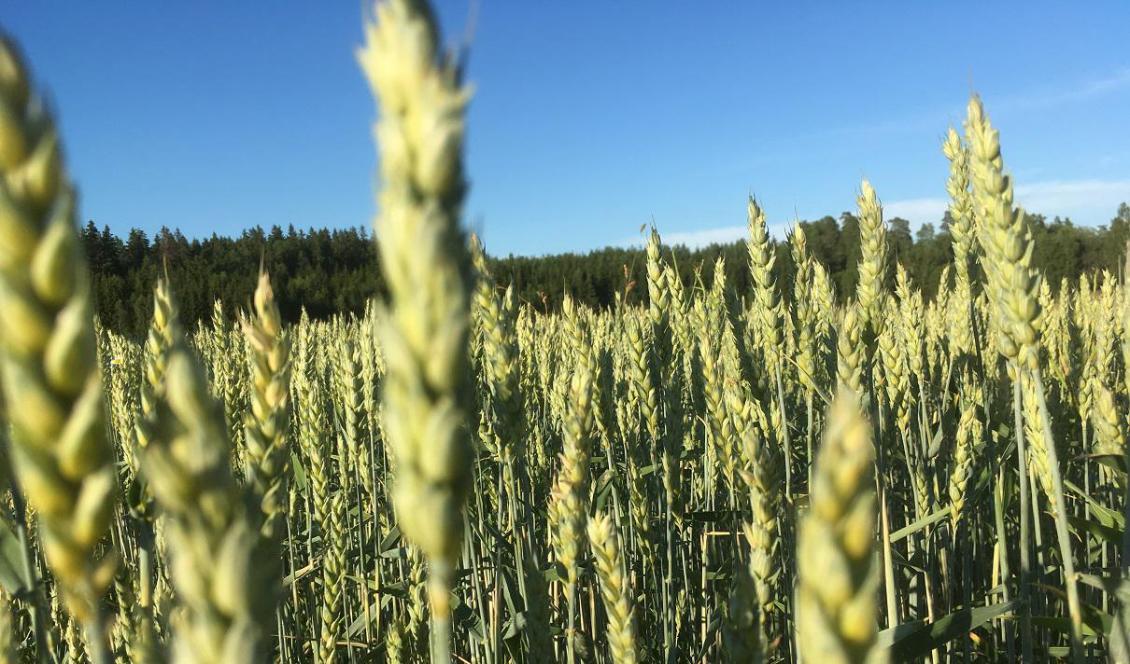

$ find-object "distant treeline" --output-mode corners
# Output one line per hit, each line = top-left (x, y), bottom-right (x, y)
(83, 203), (1130, 337)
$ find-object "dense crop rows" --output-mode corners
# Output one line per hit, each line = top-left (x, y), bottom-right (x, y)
(1, 1), (1129, 662)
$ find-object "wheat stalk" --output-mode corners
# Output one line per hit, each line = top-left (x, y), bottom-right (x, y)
(141, 325), (274, 662)
(797, 389), (883, 664)
(358, 2), (475, 660)
(588, 511), (638, 664)
(0, 35), (118, 662)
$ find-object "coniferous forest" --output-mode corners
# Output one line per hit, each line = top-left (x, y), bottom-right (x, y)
(85, 206), (1130, 337)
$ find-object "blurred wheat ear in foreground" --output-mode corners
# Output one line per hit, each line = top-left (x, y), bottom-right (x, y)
(0, 34), (117, 664)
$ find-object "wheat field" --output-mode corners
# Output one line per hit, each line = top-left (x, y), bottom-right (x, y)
(0, 1), (1128, 663)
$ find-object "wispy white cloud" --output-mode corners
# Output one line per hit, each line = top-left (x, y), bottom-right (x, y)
(660, 225), (747, 248)
(999, 68), (1130, 111)
(821, 66), (1130, 140)
(884, 198), (948, 224)
(883, 178), (1130, 228)
(1015, 179), (1130, 218)
(620, 225), (745, 249)
(622, 222), (791, 249)
(623, 178), (1130, 252)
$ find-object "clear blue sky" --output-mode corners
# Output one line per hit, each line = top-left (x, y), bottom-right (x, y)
(5, 2), (1130, 255)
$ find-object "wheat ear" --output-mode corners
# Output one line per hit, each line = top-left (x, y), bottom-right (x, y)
(797, 389), (883, 664)
(0, 34), (118, 662)
(359, 2), (475, 661)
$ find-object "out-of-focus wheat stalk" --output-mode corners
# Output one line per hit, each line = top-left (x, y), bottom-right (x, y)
(142, 331), (275, 662)
(241, 267), (291, 541)
(797, 389), (882, 664)
(358, 1), (474, 661)
(0, 35), (117, 663)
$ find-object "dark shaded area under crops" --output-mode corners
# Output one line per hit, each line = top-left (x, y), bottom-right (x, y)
(83, 203), (1130, 337)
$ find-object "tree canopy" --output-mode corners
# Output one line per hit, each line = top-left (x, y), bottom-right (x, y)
(83, 203), (1130, 337)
